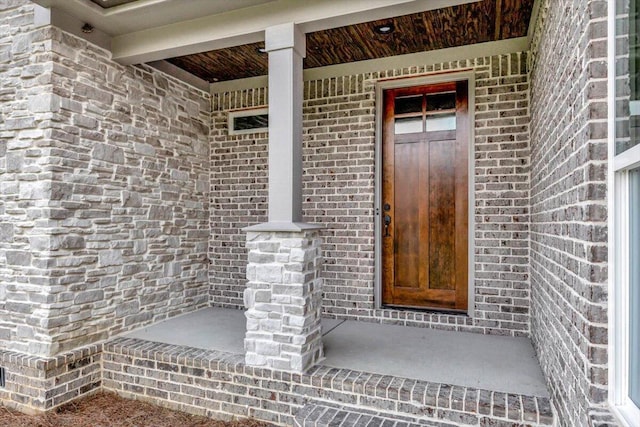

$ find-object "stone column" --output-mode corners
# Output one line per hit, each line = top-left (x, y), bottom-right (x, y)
(243, 23), (323, 372)
(244, 229), (323, 371)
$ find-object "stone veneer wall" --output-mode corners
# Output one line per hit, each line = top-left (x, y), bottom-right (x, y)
(0, 0), (58, 357)
(0, 0), (211, 359)
(528, 0), (609, 426)
(211, 53), (531, 336)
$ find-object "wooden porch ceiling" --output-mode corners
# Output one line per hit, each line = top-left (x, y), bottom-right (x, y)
(165, 0), (534, 83)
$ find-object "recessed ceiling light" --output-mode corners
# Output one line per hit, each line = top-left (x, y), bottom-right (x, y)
(375, 24), (394, 34)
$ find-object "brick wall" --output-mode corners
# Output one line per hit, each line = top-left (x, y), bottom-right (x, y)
(0, 344), (101, 413)
(528, 0), (609, 426)
(0, 0), (212, 358)
(210, 54), (531, 336)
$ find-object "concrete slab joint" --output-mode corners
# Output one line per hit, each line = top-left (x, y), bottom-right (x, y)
(244, 229), (324, 372)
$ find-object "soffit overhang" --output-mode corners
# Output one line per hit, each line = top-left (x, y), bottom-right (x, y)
(31, 0), (536, 86)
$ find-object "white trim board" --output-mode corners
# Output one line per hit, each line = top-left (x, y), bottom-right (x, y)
(33, 5), (112, 50)
(614, 142), (640, 171)
(373, 70), (476, 316)
(210, 37), (527, 94)
(109, 0), (479, 64)
(32, 0), (278, 36)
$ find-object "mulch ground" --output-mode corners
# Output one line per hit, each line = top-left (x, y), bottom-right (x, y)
(0, 392), (272, 427)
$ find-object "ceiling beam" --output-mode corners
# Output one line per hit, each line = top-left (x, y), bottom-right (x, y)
(111, 0), (481, 65)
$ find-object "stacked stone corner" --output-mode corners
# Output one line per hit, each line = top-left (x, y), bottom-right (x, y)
(244, 230), (324, 372)
(0, 0), (211, 413)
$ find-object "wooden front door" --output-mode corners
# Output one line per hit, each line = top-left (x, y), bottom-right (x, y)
(381, 81), (469, 311)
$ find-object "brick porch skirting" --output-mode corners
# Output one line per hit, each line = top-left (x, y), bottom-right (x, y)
(0, 344), (102, 414)
(102, 337), (554, 426)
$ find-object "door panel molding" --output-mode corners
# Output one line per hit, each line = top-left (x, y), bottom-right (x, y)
(374, 70), (475, 315)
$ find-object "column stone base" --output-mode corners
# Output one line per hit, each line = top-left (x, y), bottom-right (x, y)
(243, 225), (323, 372)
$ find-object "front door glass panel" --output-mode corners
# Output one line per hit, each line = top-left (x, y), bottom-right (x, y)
(426, 114), (456, 132)
(395, 117), (423, 134)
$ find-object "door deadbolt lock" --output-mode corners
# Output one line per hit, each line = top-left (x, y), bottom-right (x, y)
(383, 214), (391, 237)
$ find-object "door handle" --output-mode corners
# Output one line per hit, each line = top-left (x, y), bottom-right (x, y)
(384, 214), (391, 237)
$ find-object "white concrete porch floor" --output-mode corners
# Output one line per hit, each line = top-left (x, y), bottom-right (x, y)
(124, 307), (549, 398)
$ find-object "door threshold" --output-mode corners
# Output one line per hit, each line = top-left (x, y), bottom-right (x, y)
(382, 304), (468, 317)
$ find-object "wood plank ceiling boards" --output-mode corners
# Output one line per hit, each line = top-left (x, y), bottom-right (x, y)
(165, 0), (534, 82)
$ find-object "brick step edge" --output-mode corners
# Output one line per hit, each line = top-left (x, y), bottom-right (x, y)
(294, 401), (460, 427)
(294, 400), (555, 427)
